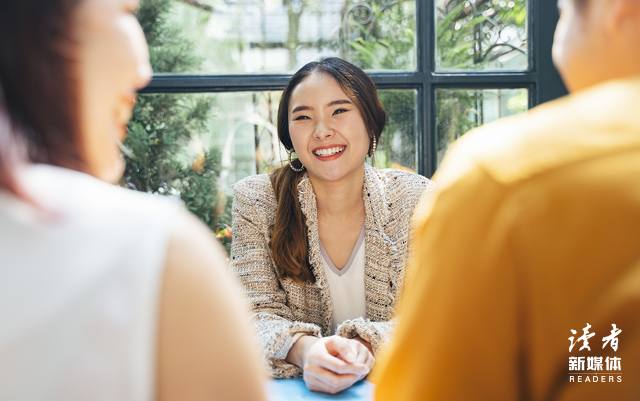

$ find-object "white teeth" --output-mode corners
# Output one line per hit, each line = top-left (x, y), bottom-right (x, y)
(314, 147), (345, 157)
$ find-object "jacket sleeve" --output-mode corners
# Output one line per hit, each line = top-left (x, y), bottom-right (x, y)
(335, 317), (397, 355)
(229, 177), (322, 378)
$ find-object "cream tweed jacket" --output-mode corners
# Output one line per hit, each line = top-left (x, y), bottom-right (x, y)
(230, 164), (435, 378)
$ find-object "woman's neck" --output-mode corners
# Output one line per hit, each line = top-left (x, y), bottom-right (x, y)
(309, 164), (365, 219)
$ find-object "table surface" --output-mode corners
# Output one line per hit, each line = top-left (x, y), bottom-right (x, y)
(267, 378), (375, 401)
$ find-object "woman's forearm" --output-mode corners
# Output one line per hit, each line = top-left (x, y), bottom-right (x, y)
(285, 335), (319, 368)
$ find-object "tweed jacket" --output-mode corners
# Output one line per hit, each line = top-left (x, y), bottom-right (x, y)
(230, 164), (435, 378)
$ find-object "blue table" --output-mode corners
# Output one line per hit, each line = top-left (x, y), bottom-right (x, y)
(268, 378), (375, 401)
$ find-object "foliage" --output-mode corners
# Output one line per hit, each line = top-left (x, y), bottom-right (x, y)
(435, 89), (479, 164)
(346, 1), (416, 71)
(433, 0), (528, 163)
(436, 0), (527, 70)
(125, 0), (531, 255)
(346, 1), (529, 170)
(344, 0), (417, 171)
(125, 0), (229, 248)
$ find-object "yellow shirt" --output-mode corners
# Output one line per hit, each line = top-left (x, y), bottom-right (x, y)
(373, 77), (640, 401)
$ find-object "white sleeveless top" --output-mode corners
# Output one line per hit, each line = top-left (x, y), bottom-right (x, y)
(0, 165), (180, 401)
(319, 226), (366, 333)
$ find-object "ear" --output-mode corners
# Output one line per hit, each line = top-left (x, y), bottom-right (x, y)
(607, 0), (640, 38)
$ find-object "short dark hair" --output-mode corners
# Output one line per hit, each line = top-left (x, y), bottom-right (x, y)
(0, 0), (84, 196)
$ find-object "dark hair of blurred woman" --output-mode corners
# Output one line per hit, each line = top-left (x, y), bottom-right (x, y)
(0, 0), (84, 198)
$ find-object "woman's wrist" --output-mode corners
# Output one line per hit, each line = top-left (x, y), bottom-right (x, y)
(285, 335), (319, 368)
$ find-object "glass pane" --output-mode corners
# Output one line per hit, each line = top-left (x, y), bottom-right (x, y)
(435, 0), (528, 71)
(137, 0), (416, 74)
(436, 88), (528, 166)
(121, 89), (417, 251)
(374, 90), (418, 172)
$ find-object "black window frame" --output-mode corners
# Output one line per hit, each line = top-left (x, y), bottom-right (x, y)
(140, 0), (567, 178)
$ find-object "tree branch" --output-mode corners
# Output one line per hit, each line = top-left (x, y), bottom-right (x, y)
(443, 0), (492, 22)
(177, 0), (214, 13)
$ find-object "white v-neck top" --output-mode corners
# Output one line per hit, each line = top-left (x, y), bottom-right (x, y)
(319, 226), (366, 333)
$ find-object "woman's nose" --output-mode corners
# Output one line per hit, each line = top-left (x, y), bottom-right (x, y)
(313, 120), (334, 140)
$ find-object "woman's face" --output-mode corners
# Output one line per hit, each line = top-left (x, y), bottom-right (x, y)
(288, 73), (371, 183)
(74, 0), (151, 183)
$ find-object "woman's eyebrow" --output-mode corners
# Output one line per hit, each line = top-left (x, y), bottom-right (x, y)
(291, 105), (311, 114)
(291, 99), (352, 114)
(326, 99), (352, 107)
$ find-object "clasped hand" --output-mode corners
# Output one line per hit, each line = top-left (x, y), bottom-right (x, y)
(288, 335), (374, 394)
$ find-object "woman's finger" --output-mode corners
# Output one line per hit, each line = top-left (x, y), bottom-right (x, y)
(324, 336), (357, 363)
(364, 351), (375, 370)
(304, 375), (341, 394)
(307, 344), (368, 376)
(304, 361), (360, 386)
(355, 343), (369, 365)
(303, 370), (357, 394)
(308, 351), (368, 376)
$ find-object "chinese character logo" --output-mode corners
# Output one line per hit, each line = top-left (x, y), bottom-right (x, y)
(587, 356), (603, 371)
(606, 356), (622, 371)
(602, 324), (622, 351)
(568, 323), (595, 352)
(568, 323), (622, 384)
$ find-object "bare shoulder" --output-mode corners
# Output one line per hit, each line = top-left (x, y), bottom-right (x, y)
(162, 210), (238, 328)
(166, 210), (228, 274)
(158, 210), (268, 401)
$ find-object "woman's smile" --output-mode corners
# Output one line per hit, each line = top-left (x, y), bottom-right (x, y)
(312, 144), (346, 161)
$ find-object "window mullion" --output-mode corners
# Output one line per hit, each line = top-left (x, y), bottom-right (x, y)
(533, 0), (567, 106)
(420, 0), (434, 177)
(141, 73), (425, 94)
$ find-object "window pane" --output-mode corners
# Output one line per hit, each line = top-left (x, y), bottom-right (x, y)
(436, 88), (528, 166)
(375, 90), (418, 172)
(122, 89), (417, 251)
(138, 0), (416, 74)
(435, 0), (528, 71)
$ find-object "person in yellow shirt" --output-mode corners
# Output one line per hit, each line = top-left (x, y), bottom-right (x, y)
(374, 0), (640, 400)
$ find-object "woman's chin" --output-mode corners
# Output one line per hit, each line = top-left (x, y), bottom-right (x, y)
(307, 163), (364, 184)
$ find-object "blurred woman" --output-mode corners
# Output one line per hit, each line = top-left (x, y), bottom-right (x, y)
(230, 57), (435, 393)
(0, 0), (267, 400)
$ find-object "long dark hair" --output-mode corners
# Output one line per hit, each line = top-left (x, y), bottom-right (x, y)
(269, 57), (386, 283)
(0, 0), (83, 197)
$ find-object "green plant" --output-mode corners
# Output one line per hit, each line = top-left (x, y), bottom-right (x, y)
(343, 1), (417, 170)
(436, 0), (527, 70)
(124, 0), (230, 243)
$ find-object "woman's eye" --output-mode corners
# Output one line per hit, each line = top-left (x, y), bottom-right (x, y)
(334, 108), (349, 115)
(294, 115), (310, 121)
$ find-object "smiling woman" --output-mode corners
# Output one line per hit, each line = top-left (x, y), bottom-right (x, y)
(230, 58), (436, 394)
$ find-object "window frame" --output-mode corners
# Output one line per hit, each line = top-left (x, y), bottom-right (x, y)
(140, 0), (567, 178)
